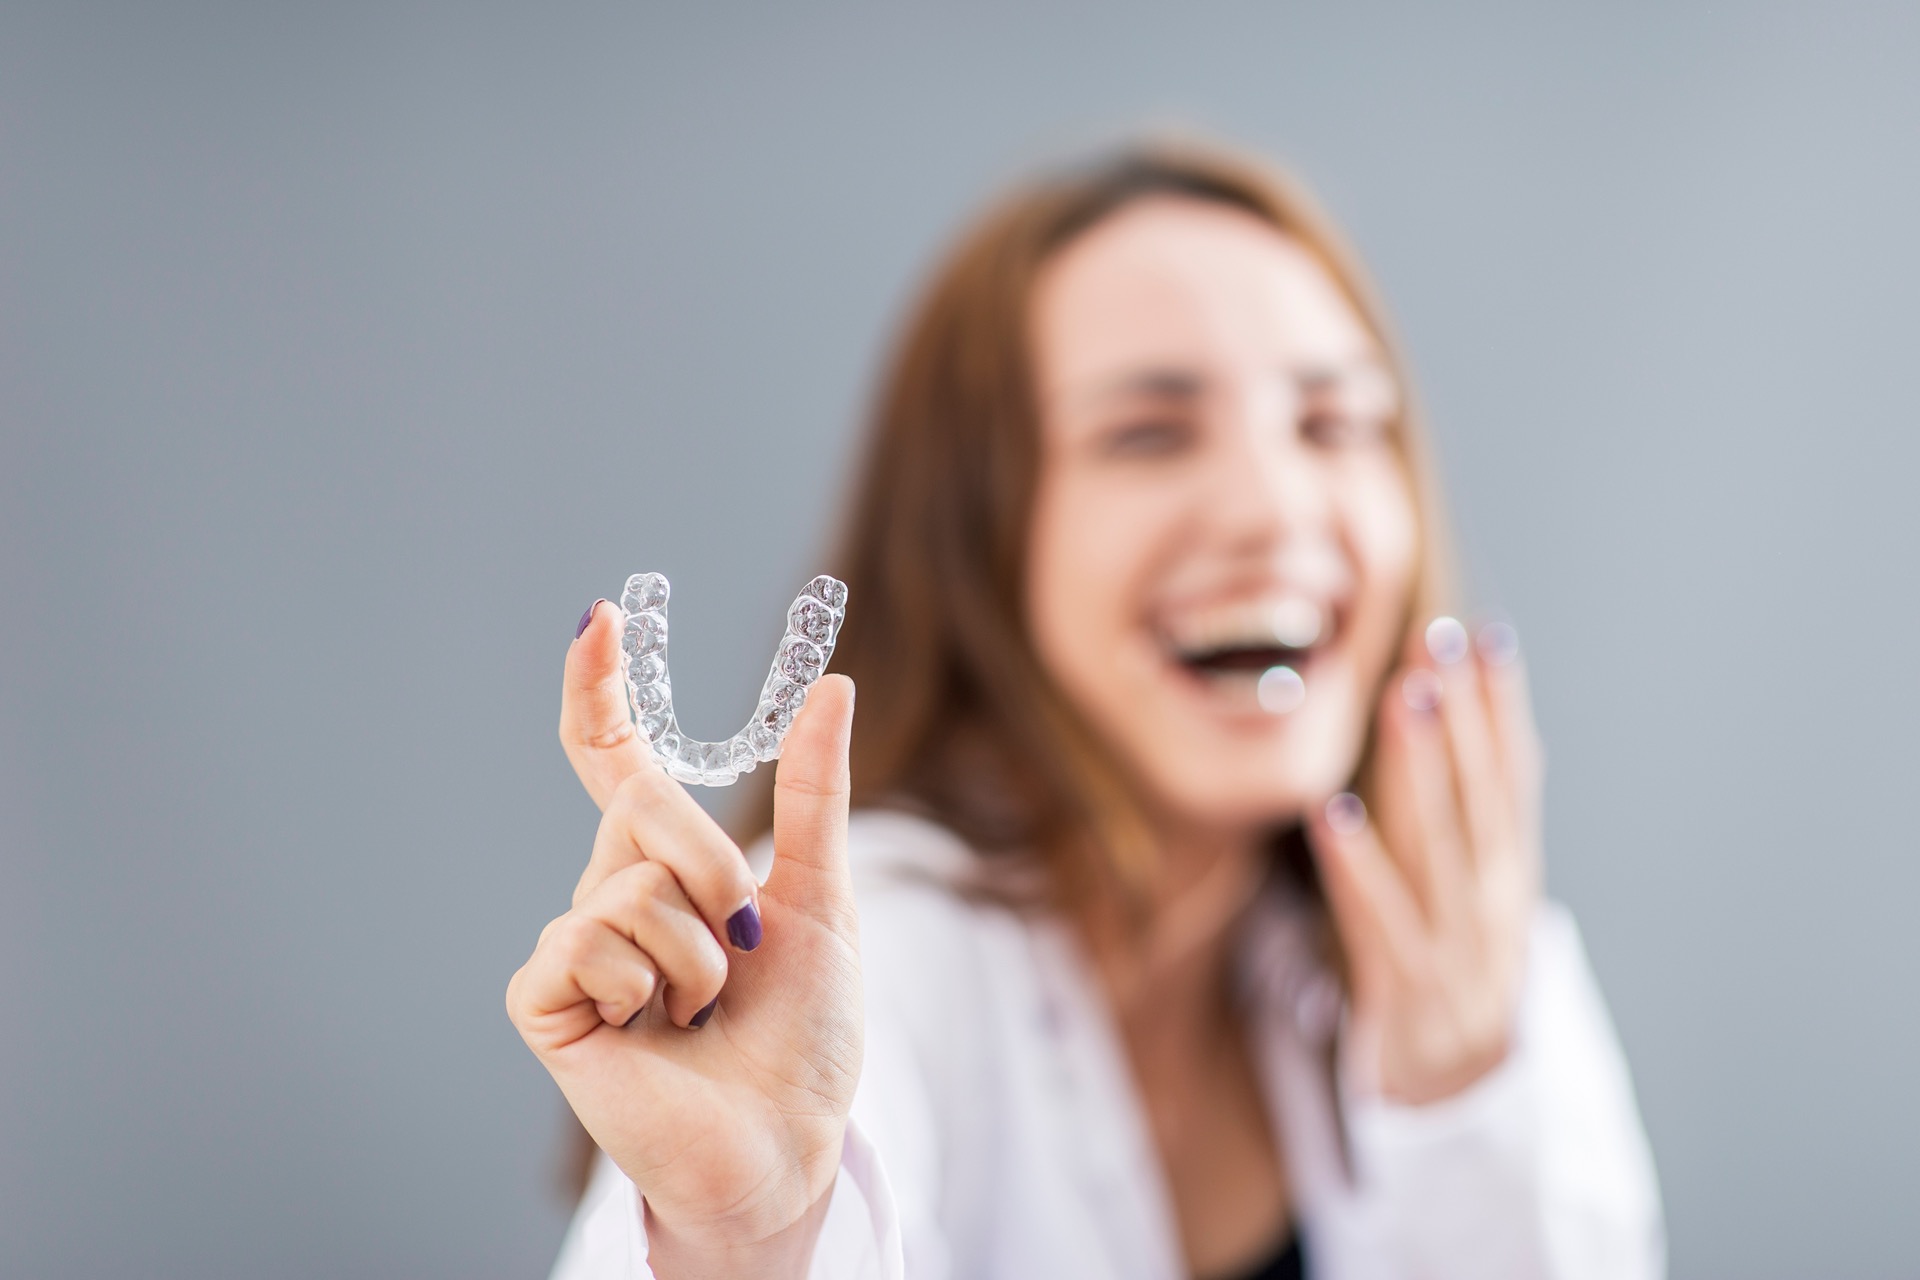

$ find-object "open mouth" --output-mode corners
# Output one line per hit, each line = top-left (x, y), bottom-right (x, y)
(1180, 642), (1317, 674)
(1159, 598), (1337, 715)
(1176, 642), (1316, 713)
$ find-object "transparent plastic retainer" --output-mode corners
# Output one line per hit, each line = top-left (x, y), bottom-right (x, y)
(618, 572), (847, 786)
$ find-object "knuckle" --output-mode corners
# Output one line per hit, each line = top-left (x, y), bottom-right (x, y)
(776, 772), (849, 801)
(581, 716), (638, 752)
(570, 693), (639, 751)
(691, 932), (730, 985)
(690, 848), (753, 908)
(550, 915), (601, 969)
(621, 859), (676, 911)
(614, 766), (672, 822)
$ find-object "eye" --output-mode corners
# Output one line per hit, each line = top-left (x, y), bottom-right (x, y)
(1301, 411), (1392, 450)
(1099, 418), (1196, 459)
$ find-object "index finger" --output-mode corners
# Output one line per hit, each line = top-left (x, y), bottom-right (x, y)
(559, 600), (653, 810)
(574, 762), (761, 950)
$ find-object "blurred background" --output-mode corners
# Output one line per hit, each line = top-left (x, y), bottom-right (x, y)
(4, 3), (1917, 1276)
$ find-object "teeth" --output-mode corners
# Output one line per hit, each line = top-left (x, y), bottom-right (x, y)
(1165, 596), (1327, 658)
(1268, 599), (1322, 649)
(619, 571), (848, 787)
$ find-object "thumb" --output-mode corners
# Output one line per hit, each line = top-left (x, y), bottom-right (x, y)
(765, 674), (856, 919)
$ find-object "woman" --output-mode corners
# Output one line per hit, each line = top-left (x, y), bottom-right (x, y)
(507, 142), (1664, 1279)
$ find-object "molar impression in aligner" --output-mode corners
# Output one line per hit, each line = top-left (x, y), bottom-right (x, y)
(618, 571), (848, 786)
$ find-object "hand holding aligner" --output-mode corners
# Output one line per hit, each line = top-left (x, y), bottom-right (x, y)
(618, 572), (848, 786)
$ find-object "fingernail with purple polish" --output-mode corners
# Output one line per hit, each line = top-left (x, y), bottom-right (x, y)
(622, 1004), (644, 1029)
(1476, 620), (1520, 667)
(689, 997), (718, 1029)
(1402, 668), (1443, 713)
(726, 900), (763, 952)
(1326, 792), (1368, 836)
(576, 599), (604, 639)
(1425, 615), (1470, 666)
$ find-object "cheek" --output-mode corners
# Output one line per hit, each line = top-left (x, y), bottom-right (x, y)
(1345, 461), (1421, 613)
(1025, 474), (1107, 685)
(1025, 473), (1174, 697)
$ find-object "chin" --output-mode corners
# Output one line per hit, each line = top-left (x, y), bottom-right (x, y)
(1074, 647), (1376, 837)
(1149, 728), (1362, 835)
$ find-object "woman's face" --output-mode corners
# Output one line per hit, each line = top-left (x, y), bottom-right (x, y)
(1027, 197), (1419, 837)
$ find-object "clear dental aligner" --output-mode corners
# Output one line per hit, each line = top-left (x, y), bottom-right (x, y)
(619, 571), (848, 787)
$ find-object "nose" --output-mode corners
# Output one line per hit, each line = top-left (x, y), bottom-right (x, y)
(1202, 386), (1334, 557)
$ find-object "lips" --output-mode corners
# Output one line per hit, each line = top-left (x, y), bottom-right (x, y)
(1162, 597), (1325, 656)
(1156, 595), (1341, 714)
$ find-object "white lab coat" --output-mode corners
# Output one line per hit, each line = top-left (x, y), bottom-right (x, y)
(552, 810), (1665, 1279)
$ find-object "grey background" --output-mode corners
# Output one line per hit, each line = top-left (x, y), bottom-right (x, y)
(3, 3), (1915, 1276)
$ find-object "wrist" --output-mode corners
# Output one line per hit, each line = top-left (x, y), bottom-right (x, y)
(642, 1175), (836, 1280)
(1379, 1035), (1512, 1105)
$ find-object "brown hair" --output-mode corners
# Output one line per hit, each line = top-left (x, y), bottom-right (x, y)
(727, 138), (1457, 916)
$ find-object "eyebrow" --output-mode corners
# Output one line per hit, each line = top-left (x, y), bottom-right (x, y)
(1066, 359), (1397, 409)
(1085, 369), (1207, 402)
(1298, 361), (1399, 403)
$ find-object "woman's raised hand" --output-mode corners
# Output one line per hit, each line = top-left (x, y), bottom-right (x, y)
(507, 602), (863, 1275)
(1307, 618), (1543, 1105)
